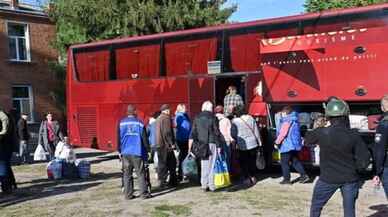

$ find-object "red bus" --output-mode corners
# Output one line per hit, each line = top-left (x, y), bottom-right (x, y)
(67, 3), (388, 166)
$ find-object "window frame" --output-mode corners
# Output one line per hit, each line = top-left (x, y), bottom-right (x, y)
(6, 21), (31, 62)
(12, 85), (35, 123)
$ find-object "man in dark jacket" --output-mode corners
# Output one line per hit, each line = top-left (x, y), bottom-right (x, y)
(17, 113), (30, 164)
(305, 99), (370, 217)
(373, 95), (388, 199)
(0, 107), (18, 193)
(118, 105), (151, 200)
(155, 104), (177, 188)
(189, 101), (224, 192)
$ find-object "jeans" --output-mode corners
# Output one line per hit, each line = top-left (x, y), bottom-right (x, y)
(280, 151), (306, 181)
(45, 142), (56, 160)
(310, 179), (359, 217)
(157, 148), (177, 186)
(122, 155), (147, 197)
(0, 157), (16, 193)
(201, 143), (217, 191)
(177, 141), (189, 179)
(19, 140), (29, 163)
(382, 167), (388, 199)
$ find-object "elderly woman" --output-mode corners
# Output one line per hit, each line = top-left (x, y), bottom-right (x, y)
(175, 104), (192, 181)
(38, 112), (64, 160)
(189, 101), (223, 192)
(231, 105), (261, 185)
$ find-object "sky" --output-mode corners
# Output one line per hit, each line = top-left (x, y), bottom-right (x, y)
(226, 0), (306, 22)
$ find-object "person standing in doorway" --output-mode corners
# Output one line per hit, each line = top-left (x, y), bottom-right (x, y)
(118, 105), (151, 200)
(373, 94), (388, 199)
(275, 106), (309, 184)
(305, 98), (370, 217)
(38, 112), (64, 160)
(224, 86), (244, 117)
(156, 104), (177, 188)
(174, 104), (191, 181)
(17, 113), (30, 164)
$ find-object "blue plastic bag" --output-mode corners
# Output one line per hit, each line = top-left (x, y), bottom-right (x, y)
(214, 152), (231, 189)
(182, 153), (198, 177)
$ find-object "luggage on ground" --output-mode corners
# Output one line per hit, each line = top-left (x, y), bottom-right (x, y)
(47, 159), (62, 180)
(75, 159), (91, 179)
(62, 162), (79, 179)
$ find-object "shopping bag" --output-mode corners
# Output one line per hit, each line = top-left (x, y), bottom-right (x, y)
(272, 149), (281, 162)
(34, 144), (47, 161)
(47, 159), (63, 180)
(182, 153), (198, 177)
(256, 147), (266, 170)
(62, 162), (79, 179)
(75, 159), (91, 179)
(214, 153), (231, 189)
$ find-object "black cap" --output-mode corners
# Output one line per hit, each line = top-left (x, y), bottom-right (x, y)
(160, 104), (170, 112)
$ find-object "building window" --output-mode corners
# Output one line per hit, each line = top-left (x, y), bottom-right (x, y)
(12, 85), (34, 122)
(7, 22), (30, 62)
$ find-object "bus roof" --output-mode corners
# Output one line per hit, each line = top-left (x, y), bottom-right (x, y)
(71, 2), (388, 50)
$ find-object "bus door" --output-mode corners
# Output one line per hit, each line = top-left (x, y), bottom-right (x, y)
(214, 73), (246, 106)
(188, 76), (214, 118)
(246, 72), (267, 117)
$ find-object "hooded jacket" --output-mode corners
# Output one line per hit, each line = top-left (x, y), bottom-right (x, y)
(175, 112), (191, 142)
(276, 112), (302, 153)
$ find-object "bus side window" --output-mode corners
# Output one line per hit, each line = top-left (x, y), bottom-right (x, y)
(75, 50), (110, 82)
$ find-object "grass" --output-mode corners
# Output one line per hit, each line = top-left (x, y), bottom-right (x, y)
(151, 204), (192, 217)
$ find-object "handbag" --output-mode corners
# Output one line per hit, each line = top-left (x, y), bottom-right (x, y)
(214, 152), (231, 189)
(239, 117), (266, 170)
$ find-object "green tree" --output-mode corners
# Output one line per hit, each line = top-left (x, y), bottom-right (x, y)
(305, 0), (388, 12)
(48, 0), (236, 56)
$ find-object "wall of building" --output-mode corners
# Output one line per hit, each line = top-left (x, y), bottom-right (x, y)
(0, 10), (62, 138)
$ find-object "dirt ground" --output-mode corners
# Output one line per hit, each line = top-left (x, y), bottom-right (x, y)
(0, 148), (387, 217)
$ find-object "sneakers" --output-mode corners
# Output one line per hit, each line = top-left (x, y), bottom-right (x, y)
(141, 193), (153, 200)
(298, 175), (310, 184)
(124, 195), (136, 200)
(279, 179), (292, 185)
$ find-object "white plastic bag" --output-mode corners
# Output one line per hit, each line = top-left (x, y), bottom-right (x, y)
(55, 141), (76, 163)
(34, 144), (47, 161)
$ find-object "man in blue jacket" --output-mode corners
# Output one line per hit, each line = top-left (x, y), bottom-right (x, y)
(118, 105), (151, 200)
